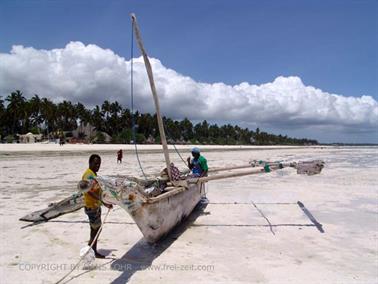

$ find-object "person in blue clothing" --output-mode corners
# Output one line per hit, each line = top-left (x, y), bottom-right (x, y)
(187, 147), (208, 177)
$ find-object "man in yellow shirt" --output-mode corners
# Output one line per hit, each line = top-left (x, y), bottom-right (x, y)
(82, 154), (112, 258)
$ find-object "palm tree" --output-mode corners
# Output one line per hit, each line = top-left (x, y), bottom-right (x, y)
(194, 120), (209, 143)
(109, 101), (122, 136)
(6, 90), (26, 135)
(208, 124), (220, 144)
(57, 100), (77, 131)
(40, 97), (56, 139)
(101, 100), (111, 133)
(120, 108), (132, 129)
(28, 94), (43, 131)
(179, 118), (193, 141)
(0, 96), (6, 138)
(75, 102), (91, 137)
(92, 105), (104, 133)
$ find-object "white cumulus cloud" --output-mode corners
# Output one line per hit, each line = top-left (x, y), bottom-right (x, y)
(0, 41), (377, 140)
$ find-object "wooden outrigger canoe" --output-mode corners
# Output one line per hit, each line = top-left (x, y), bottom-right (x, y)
(95, 159), (324, 243)
(96, 176), (205, 243)
(19, 158), (324, 242)
(19, 14), (325, 245)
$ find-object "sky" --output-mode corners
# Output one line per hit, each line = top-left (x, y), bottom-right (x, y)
(0, 0), (377, 143)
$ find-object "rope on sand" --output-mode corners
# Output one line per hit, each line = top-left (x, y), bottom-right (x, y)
(251, 202), (276, 235)
(54, 208), (112, 284)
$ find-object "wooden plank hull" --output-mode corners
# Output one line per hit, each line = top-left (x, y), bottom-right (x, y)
(131, 183), (205, 243)
(20, 177), (205, 244)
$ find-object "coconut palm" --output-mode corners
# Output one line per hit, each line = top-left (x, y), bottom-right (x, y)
(56, 100), (77, 131)
(75, 102), (92, 136)
(28, 94), (43, 131)
(92, 105), (104, 133)
(6, 90), (27, 135)
(108, 101), (123, 136)
(40, 97), (57, 138)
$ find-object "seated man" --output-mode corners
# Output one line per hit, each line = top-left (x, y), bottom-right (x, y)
(187, 147), (208, 177)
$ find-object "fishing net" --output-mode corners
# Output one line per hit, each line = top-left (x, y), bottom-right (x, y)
(96, 176), (145, 213)
(79, 245), (95, 268)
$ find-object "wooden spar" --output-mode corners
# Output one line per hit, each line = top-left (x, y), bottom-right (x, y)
(198, 166), (280, 183)
(209, 164), (253, 173)
(208, 161), (291, 173)
(131, 14), (172, 180)
(197, 163), (292, 183)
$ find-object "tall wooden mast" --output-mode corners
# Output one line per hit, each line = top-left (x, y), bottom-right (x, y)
(131, 14), (172, 180)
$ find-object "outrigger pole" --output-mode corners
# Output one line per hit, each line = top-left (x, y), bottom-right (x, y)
(131, 14), (172, 181)
(197, 160), (324, 183)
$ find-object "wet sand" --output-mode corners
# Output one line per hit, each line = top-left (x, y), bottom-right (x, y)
(0, 145), (377, 283)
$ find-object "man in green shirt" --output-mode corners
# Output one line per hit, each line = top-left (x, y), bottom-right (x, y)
(187, 147), (208, 177)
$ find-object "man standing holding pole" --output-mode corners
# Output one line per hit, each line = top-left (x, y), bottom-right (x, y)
(80, 154), (112, 258)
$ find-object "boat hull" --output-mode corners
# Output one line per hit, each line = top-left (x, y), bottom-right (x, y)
(131, 183), (205, 243)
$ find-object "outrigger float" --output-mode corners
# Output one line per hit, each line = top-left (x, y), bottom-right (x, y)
(20, 14), (324, 243)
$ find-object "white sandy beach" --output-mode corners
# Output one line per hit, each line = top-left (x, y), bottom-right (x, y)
(0, 144), (377, 284)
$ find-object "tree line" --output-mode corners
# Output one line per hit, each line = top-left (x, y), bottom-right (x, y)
(0, 90), (319, 145)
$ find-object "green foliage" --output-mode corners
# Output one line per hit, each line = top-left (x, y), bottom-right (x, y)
(136, 133), (146, 144)
(155, 135), (161, 144)
(5, 135), (14, 143)
(113, 129), (132, 144)
(94, 132), (106, 144)
(0, 90), (319, 145)
(30, 127), (40, 134)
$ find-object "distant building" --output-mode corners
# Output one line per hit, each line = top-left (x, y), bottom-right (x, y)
(18, 132), (43, 143)
(70, 123), (111, 143)
(71, 123), (96, 140)
(146, 135), (155, 144)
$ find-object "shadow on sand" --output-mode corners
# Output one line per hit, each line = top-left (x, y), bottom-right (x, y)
(109, 199), (209, 284)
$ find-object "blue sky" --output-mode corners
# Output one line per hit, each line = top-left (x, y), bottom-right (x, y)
(0, 0), (377, 143)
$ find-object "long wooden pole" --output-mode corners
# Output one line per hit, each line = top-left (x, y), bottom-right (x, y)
(197, 163), (293, 183)
(209, 164), (253, 173)
(208, 161), (291, 173)
(131, 14), (172, 180)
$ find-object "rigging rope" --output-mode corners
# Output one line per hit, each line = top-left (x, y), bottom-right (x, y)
(131, 20), (147, 180)
(172, 143), (188, 167)
(163, 125), (189, 168)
